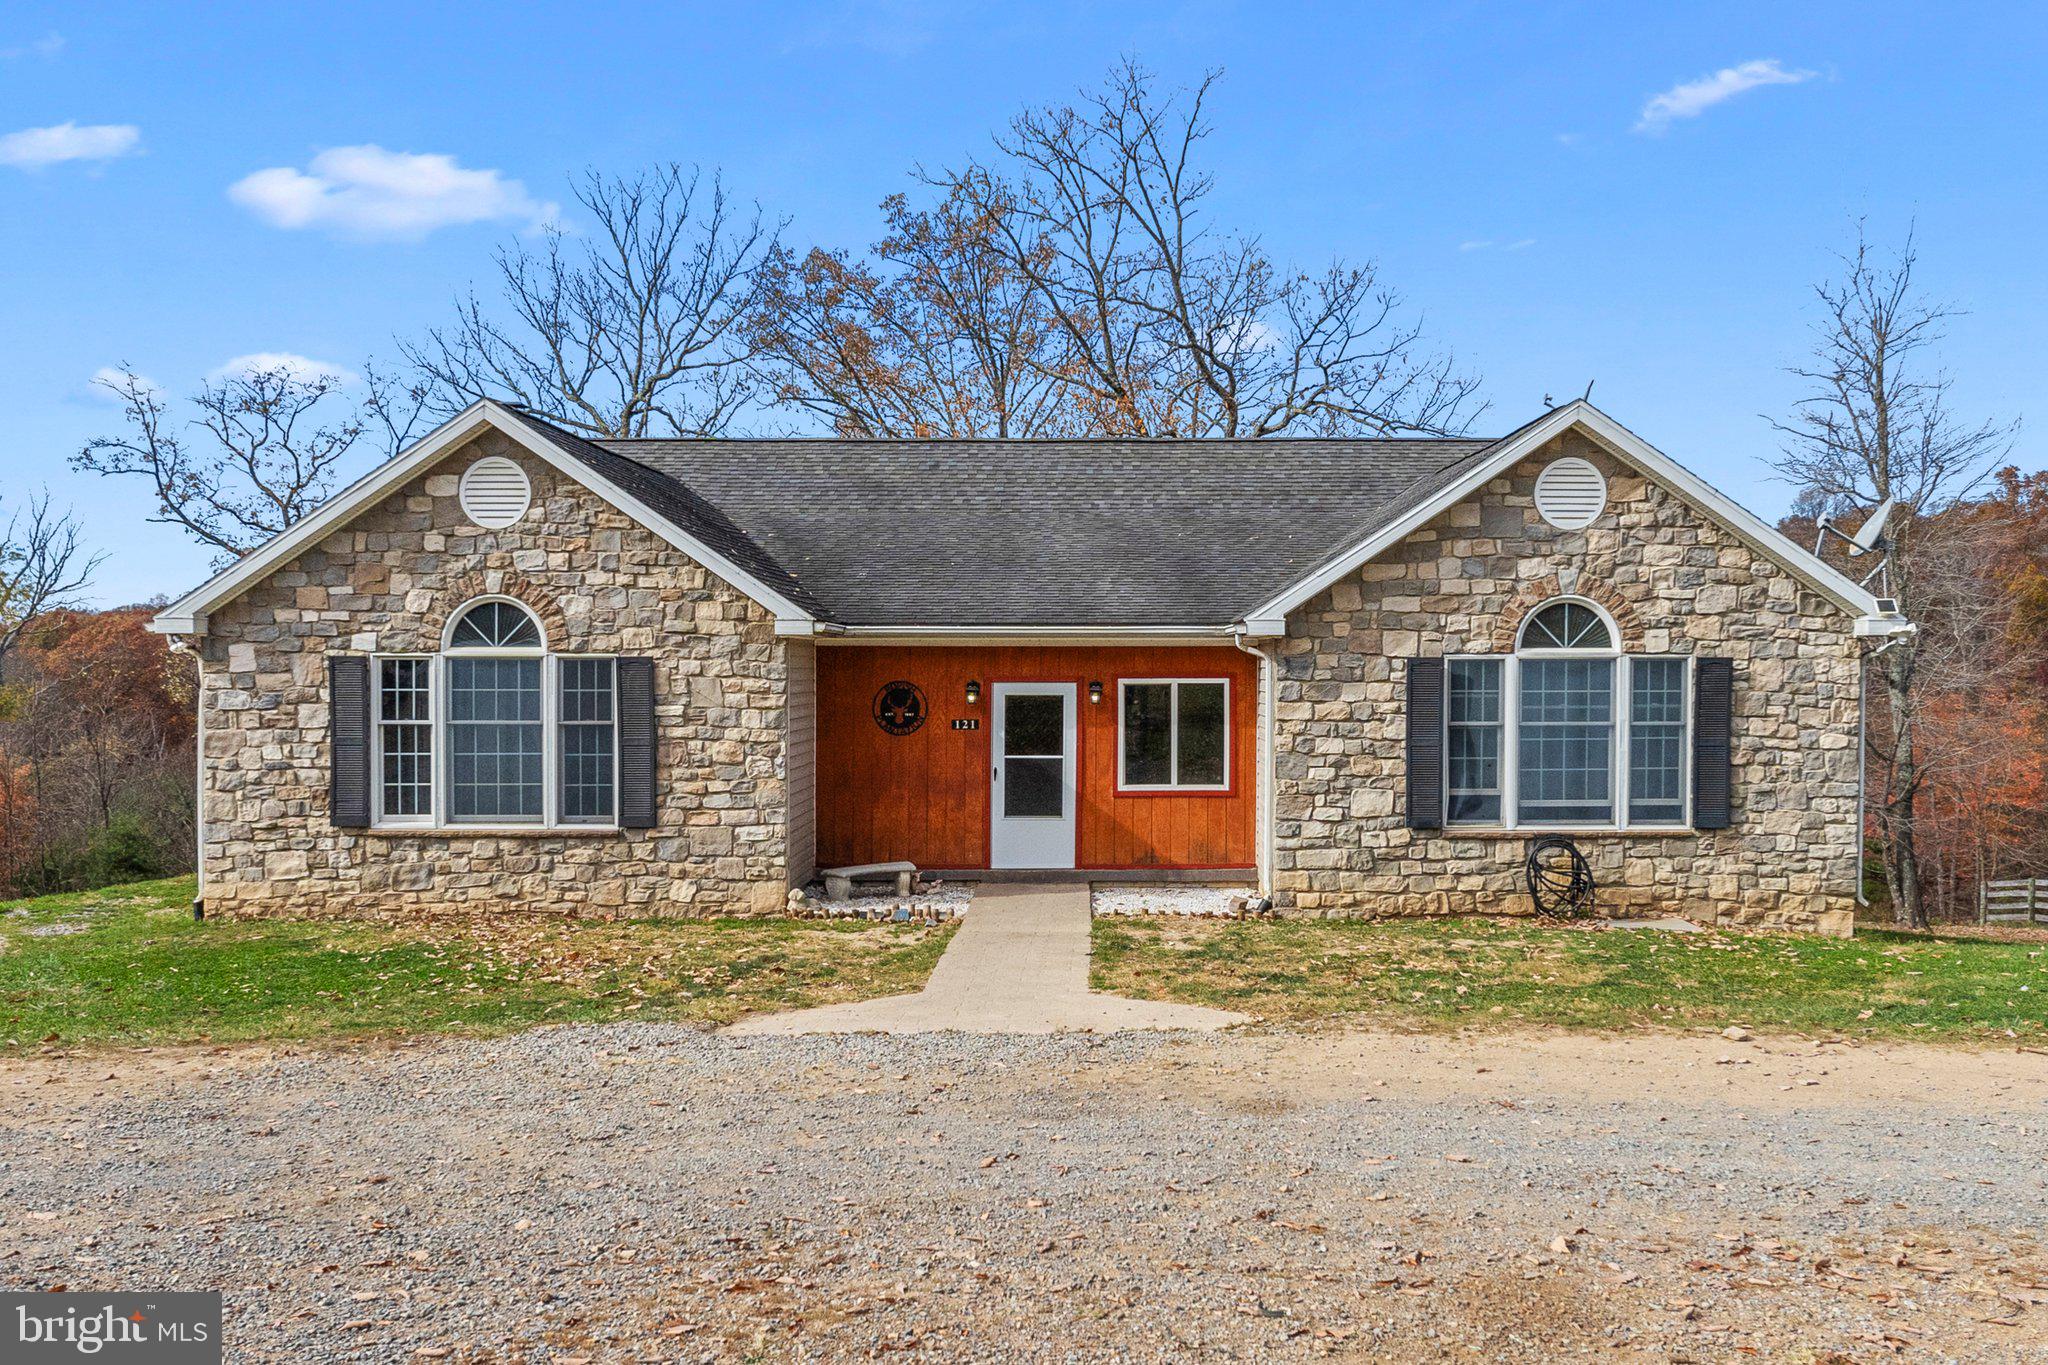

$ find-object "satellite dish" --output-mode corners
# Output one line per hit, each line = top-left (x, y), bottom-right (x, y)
(1849, 498), (1895, 556)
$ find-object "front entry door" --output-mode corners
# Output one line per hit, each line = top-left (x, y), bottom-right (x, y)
(991, 683), (1077, 869)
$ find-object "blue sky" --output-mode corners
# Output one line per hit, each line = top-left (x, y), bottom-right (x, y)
(3, 1), (2042, 606)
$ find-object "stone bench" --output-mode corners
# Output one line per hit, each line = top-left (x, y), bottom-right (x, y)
(822, 861), (918, 901)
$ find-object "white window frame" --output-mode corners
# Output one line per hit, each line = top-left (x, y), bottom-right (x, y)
(1444, 598), (1693, 832)
(369, 598), (621, 832)
(552, 654), (622, 827)
(371, 655), (436, 828)
(1444, 657), (1506, 825)
(1115, 677), (1232, 793)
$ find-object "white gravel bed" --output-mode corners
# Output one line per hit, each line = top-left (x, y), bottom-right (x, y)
(1092, 883), (1259, 917)
(791, 877), (973, 921)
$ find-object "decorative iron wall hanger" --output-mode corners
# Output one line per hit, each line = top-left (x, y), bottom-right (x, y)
(872, 681), (928, 735)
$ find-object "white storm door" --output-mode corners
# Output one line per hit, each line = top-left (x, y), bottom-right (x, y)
(990, 683), (1077, 869)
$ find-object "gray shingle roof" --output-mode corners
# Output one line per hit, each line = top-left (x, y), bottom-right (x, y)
(521, 413), (1511, 626)
(514, 417), (830, 617)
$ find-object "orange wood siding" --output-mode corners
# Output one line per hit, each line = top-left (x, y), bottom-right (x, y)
(815, 645), (1258, 870)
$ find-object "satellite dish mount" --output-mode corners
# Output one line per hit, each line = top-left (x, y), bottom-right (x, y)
(1812, 498), (1897, 597)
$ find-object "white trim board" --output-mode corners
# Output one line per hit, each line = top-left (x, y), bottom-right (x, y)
(148, 401), (817, 636)
(809, 625), (1236, 642)
(1237, 400), (1898, 637)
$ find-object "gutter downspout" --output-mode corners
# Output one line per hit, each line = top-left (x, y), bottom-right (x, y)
(1232, 627), (1278, 899)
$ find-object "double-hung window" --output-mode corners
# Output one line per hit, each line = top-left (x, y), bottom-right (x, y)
(1626, 657), (1687, 824)
(376, 658), (433, 818)
(1446, 659), (1504, 822)
(372, 599), (620, 828)
(1118, 679), (1230, 791)
(556, 658), (618, 824)
(1445, 600), (1691, 830)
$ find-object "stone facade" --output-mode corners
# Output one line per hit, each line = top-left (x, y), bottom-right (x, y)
(190, 419), (1862, 933)
(194, 430), (795, 919)
(1270, 431), (1863, 936)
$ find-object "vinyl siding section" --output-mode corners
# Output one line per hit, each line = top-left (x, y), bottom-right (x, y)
(785, 638), (818, 887)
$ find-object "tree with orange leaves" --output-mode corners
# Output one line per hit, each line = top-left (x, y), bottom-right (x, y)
(0, 606), (194, 896)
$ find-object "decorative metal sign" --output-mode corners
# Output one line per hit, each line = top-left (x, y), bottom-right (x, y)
(872, 681), (928, 735)
(951, 718), (979, 731)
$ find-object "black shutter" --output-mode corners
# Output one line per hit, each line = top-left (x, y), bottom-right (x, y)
(618, 657), (657, 829)
(329, 655), (372, 828)
(1692, 657), (1734, 830)
(1405, 657), (1445, 831)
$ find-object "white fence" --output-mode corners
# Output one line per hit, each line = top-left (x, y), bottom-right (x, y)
(1982, 878), (2048, 924)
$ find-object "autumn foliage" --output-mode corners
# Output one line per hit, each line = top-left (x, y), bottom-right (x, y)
(0, 606), (195, 897)
(1819, 468), (2048, 918)
(1905, 470), (2048, 914)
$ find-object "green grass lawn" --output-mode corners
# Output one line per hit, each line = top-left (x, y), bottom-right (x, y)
(1092, 914), (2048, 1042)
(0, 877), (953, 1049)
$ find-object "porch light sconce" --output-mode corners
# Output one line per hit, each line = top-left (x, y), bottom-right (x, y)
(1088, 680), (1104, 705)
(965, 679), (982, 705)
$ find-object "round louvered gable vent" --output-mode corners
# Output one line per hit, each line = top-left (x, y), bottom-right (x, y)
(1533, 457), (1608, 530)
(458, 456), (532, 529)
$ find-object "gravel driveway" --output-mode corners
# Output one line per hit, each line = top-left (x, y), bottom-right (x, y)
(3, 1024), (2044, 1362)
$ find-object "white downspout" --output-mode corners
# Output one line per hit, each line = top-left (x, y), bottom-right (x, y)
(1232, 628), (1278, 899)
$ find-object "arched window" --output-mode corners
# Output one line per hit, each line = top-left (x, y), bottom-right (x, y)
(1517, 600), (1612, 651)
(1445, 598), (1689, 829)
(448, 599), (542, 650)
(372, 599), (618, 827)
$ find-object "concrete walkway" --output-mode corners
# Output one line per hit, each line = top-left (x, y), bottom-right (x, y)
(724, 882), (1247, 1036)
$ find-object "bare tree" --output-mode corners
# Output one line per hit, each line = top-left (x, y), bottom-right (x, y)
(897, 61), (1481, 438)
(404, 165), (779, 438)
(74, 363), (430, 561)
(0, 494), (99, 683)
(1771, 225), (2019, 927)
(1908, 509), (2048, 917)
(752, 186), (1085, 437)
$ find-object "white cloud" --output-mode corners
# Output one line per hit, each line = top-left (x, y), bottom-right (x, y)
(1635, 59), (1817, 134)
(88, 366), (160, 401)
(1, 31), (64, 60)
(209, 352), (358, 386)
(228, 144), (557, 240)
(0, 121), (141, 169)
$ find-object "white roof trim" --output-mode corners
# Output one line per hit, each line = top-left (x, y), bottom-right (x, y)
(1241, 400), (1885, 628)
(816, 627), (1234, 647)
(148, 401), (816, 635)
(823, 623), (1232, 636)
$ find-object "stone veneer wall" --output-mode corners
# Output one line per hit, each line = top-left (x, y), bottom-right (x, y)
(1272, 431), (1863, 935)
(194, 429), (794, 919)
